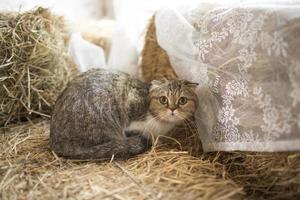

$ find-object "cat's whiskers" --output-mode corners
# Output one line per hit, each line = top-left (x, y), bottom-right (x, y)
(140, 114), (161, 144)
(141, 112), (172, 145)
(141, 115), (158, 134)
(176, 114), (200, 136)
(142, 112), (166, 134)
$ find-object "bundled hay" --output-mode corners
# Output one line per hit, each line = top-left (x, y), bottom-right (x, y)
(0, 7), (76, 126)
(68, 19), (114, 59)
(140, 16), (178, 83)
(80, 19), (114, 59)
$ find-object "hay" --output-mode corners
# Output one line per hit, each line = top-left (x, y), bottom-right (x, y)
(0, 7), (76, 126)
(0, 120), (243, 200)
(1, 121), (299, 200)
(79, 19), (114, 59)
(211, 152), (300, 200)
(140, 16), (178, 83)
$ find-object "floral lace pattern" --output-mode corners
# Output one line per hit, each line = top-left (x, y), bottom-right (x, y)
(191, 5), (300, 151)
(155, 2), (300, 151)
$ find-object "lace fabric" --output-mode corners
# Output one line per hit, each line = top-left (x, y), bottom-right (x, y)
(155, 1), (300, 151)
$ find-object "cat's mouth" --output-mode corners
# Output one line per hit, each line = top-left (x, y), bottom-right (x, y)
(160, 110), (184, 123)
(164, 116), (182, 123)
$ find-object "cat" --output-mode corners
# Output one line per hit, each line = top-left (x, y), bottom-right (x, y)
(141, 16), (219, 154)
(50, 68), (199, 160)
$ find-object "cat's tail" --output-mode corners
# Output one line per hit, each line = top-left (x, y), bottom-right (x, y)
(50, 134), (151, 160)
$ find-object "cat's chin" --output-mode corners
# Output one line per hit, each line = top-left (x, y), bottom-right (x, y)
(159, 115), (184, 124)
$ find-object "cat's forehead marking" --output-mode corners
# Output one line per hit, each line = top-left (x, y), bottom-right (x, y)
(167, 81), (182, 96)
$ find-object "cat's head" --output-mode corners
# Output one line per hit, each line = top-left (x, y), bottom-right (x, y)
(148, 79), (199, 123)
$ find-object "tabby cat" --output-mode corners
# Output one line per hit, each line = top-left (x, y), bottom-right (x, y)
(50, 68), (199, 159)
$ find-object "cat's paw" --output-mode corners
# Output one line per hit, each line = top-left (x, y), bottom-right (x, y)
(125, 130), (140, 137)
(126, 133), (152, 156)
(191, 139), (203, 156)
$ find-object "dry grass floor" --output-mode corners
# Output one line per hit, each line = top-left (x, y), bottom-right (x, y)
(0, 120), (299, 200)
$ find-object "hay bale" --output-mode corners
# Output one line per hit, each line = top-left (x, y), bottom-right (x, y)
(68, 19), (114, 59)
(140, 16), (178, 83)
(80, 19), (114, 60)
(0, 7), (76, 126)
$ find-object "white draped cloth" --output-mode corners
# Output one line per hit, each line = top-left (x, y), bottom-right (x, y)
(155, 0), (300, 152)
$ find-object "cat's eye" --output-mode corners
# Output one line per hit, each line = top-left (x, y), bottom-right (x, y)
(178, 97), (188, 105)
(159, 96), (168, 105)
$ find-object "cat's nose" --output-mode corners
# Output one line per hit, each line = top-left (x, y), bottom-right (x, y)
(169, 108), (177, 114)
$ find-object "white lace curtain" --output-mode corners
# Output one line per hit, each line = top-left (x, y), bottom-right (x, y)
(155, 0), (300, 151)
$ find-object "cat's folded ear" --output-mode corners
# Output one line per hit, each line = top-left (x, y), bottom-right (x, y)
(149, 79), (163, 91)
(183, 80), (199, 89)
